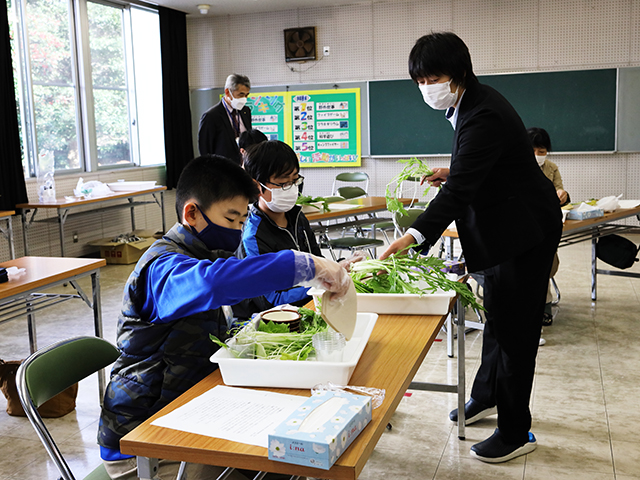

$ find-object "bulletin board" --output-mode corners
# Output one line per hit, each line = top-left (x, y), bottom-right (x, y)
(290, 89), (361, 167)
(190, 85), (364, 167)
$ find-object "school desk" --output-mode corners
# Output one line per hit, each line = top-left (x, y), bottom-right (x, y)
(120, 297), (469, 480)
(441, 204), (640, 300)
(0, 211), (16, 260)
(0, 256), (107, 397)
(16, 186), (167, 257)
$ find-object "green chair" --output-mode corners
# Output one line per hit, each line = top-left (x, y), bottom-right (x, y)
(393, 207), (424, 238)
(326, 236), (385, 261)
(16, 336), (120, 480)
(331, 172), (369, 198)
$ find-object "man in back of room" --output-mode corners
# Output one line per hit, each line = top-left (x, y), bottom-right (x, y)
(198, 73), (252, 164)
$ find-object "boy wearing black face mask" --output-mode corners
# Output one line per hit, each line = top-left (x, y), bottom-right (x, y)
(235, 141), (323, 316)
(98, 155), (351, 480)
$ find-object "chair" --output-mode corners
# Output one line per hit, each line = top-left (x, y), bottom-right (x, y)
(16, 336), (120, 480)
(393, 207), (424, 239)
(331, 172), (369, 198)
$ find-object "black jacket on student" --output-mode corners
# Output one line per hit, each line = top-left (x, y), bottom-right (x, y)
(197, 100), (252, 164)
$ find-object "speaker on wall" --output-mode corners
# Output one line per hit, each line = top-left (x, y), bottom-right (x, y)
(284, 27), (317, 62)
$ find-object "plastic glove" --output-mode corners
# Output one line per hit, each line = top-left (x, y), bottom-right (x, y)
(294, 252), (352, 301)
(338, 250), (367, 271)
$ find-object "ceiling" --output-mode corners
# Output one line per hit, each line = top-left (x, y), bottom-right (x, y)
(150, 0), (372, 17)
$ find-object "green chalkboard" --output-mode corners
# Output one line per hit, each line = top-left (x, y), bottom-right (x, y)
(370, 69), (617, 155)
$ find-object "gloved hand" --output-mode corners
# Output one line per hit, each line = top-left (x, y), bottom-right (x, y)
(294, 252), (352, 301)
(338, 250), (367, 272)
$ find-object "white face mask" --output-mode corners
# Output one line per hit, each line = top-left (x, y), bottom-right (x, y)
(228, 92), (247, 110)
(419, 80), (459, 110)
(535, 155), (547, 167)
(261, 184), (299, 213)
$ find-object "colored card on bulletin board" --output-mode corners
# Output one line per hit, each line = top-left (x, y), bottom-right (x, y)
(290, 88), (361, 167)
(246, 92), (288, 141)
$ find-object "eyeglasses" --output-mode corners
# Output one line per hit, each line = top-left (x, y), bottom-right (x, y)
(264, 176), (305, 191)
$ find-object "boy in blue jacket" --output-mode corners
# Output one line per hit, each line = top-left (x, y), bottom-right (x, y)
(98, 155), (350, 479)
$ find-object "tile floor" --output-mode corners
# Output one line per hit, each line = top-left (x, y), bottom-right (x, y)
(1, 235), (639, 479)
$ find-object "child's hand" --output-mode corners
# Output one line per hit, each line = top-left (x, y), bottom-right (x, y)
(422, 167), (450, 187)
(557, 189), (568, 205)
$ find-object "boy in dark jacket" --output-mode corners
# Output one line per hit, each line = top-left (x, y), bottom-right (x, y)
(98, 155), (350, 479)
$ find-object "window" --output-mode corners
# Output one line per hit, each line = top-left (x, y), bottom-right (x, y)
(8, 0), (165, 176)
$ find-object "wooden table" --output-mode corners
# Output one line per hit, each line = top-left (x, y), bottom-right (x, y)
(16, 186), (167, 257)
(441, 204), (640, 300)
(121, 302), (467, 480)
(0, 256), (107, 396)
(0, 210), (16, 259)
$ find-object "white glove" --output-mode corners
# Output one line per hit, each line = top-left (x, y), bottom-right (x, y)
(293, 251), (352, 301)
(338, 251), (367, 272)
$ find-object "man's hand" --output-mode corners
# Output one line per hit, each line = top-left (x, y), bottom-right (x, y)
(379, 233), (416, 260)
(557, 189), (568, 205)
(422, 167), (450, 187)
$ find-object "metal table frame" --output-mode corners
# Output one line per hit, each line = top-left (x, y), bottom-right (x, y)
(0, 211), (16, 259)
(18, 189), (166, 257)
(0, 263), (105, 397)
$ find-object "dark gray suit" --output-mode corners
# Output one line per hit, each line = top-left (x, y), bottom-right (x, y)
(197, 100), (252, 165)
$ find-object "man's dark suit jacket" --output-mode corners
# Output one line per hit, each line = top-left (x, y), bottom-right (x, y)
(197, 100), (252, 165)
(411, 78), (562, 273)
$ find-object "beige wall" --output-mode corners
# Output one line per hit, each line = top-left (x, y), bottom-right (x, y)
(186, 0), (640, 217)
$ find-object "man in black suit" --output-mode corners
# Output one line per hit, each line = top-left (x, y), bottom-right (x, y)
(381, 32), (562, 463)
(198, 73), (252, 164)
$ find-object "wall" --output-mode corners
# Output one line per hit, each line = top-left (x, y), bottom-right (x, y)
(186, 0), (640, 221)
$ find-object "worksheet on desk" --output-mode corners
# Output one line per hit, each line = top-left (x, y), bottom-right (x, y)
(151, 385), (308, 448)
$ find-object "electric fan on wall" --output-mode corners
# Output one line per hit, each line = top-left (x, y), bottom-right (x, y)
(284, 27), (317, 62)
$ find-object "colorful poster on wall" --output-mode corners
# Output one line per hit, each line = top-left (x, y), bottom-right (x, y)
(290, 88), (361, 167)
(246, 92), (288, 141)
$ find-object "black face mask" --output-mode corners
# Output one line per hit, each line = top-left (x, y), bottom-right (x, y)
(194, 204), (242, 252)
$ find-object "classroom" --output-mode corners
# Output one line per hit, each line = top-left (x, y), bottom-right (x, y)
(1, 0), (640, 479)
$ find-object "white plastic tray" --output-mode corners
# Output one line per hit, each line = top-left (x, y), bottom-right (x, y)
(107, 181), (157, 192)
(210, 312), (378, 389)
(357, 291), (455, 315)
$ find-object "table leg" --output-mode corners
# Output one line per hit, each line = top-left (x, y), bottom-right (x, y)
(129, 198), (137, 232)
(6, 216), (15, 259)
(26, 298), (37, 354)
(136, 457), (160, 480)
(591, 236), (597, 301)
(446, 313), (454, 358)
(160, 191), (166, 233)
(21, 209), (29, 256)
(91, 271), (106, 399)
(456, 297), (466, 440)
(58, 209), (68, 257)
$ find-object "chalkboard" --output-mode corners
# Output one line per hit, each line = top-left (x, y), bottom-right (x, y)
(370, 69), (617, 155)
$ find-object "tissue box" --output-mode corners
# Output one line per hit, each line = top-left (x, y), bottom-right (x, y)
(268, 391), (372, 470)
(567, 207), (604, 220)
(442, 260), (466, 275)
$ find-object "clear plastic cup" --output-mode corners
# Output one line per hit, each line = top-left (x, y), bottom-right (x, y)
(312, 331), (346, 362)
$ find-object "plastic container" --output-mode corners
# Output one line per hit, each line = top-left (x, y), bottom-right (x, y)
(312, 331), (346, 362)
(210, 312), (378, 388)
(357, 290), (455, 315)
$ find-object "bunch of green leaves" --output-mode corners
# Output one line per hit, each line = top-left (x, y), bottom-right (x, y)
(296, 195), (330, 213)
(210, 307), (329, 361)
(349, 248), (484, 311)
(385, 158), (435, 215)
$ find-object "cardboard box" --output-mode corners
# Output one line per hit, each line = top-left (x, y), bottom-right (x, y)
(567, 207), (604, 220)
(268, 390), (372, 470)
(89, 232), (156, 265)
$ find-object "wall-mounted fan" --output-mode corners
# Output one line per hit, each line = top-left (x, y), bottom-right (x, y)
(284, 27), (317, 62)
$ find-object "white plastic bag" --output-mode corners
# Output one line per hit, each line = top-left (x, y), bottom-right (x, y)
(73, 178), (113, 198)
(37, 151), (56, 203)
(596, 194), (622, 213)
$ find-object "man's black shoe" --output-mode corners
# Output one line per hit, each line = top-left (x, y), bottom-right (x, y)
(470, 428), (537, 463)
(449, 398), (497, 425)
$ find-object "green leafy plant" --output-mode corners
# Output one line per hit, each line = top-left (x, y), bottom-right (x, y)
(349, 248), (484, 311)
(296, 195), (330, 213)
(385, 158), (435, 215)
(210, 307), (329, 361)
